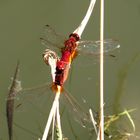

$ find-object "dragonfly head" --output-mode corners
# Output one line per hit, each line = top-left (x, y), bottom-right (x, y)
(69, 33), (80, 41)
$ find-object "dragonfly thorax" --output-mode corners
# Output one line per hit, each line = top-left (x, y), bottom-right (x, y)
(64, 33), (79, 53)
(64, 37), (77, 51)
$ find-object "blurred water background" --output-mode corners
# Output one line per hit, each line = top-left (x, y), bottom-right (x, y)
(0, 0), (140, 139)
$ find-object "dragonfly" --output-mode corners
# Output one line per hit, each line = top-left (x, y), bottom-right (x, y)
(5, 26), (120, 139)
(41, 25), (120, 91)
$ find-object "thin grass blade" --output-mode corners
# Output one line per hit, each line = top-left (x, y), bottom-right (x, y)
(6, 61), (21, 140)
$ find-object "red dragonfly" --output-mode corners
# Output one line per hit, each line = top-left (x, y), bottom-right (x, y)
(41, 25), (120, 91)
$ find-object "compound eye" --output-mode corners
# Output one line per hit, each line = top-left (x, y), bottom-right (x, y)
(69, 33), (80, 41)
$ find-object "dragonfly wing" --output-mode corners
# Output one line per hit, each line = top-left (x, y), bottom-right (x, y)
(14, 83), (53, 114)
(62, 89), (91, 128)
(40, 25), (66, 50)
(77, 39), (120, 55)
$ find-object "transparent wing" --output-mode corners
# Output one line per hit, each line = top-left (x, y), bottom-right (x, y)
(40, 25), (66, 51)
(77, 39), (120, 56)
(62, 89), (92, 128)
(12, 83), (54, 114)
(6, 82), (55, 138)
(13, 83), (92, 128)
(8, 80), (96, 137)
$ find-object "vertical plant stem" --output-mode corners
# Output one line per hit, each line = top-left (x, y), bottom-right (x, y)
(41, 91), (60, 140)
(99, 0), (104, 139)
(56, 86), (62, 139)
(52, 111), (55, 140)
